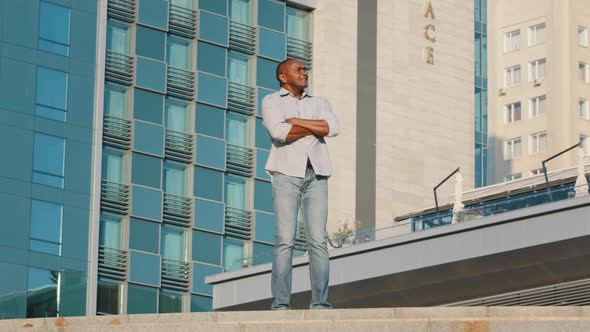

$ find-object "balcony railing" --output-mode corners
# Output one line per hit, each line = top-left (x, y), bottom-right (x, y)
(100, 180), (130, 215)
(167, 66), (195, 100)
(161, 258), (190, 292)
(226, 144), (254, 177)
(165, 130), (193, 163)
(163, 193), (192, 226)
(294, 220), (307, 252)
(103, 115), (132, 149)
(107, 0), (135, 23)
(105, 50), (134, 86)
(228, 81), (256, 116)
(169, 5), (197, 39)
(225, 206), (253, 240)
(287, 37), (312, 68)
(229, 21), (256, 54)
(98, 245), (127, 281)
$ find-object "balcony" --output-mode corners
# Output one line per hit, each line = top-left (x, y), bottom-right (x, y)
(107, 0), (135, 23)
(167, 66), (195, 101)
(103, 115), (132, 149)
(100, 180), (130, 215)
(98, 245), (127, 281)
(169, 5), (197, 39)
(165, 130), (194, 163)
(229, 21), (256, 55)
(161, 258), (191, 292)
(228, 81), (256, 116)
(226, 144), (254, 177)
(287, 37), (312, 68)
(225, 206), (253, 240)
(163, 193), (192, 227)
(105, 50), (134, 86)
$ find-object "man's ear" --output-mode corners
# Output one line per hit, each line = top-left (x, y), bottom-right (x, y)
(279, 73), (287, 84)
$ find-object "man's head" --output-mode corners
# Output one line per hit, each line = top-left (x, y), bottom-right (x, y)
(276, 59), (308, 92)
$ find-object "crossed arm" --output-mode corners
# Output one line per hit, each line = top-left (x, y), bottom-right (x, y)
(284, 118), (329, 142)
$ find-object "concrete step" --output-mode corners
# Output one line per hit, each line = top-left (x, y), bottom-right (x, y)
(3, 307), (590, 331)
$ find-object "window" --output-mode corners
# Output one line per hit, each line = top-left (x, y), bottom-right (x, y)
(104, 84), (127, 119)
(579, 62), (589, 82)
(170, 0), (192, 9)
(528, 58), (545, 82)
(102, 149), (125, 184)
(163, 162), (187, 196)
(504, 173), (522, 182)
(99, 214), (122, 249)
(580, 98), (590, 119)
(225, 175), (246, 209)
(229, 0), (252, 25)
(504, 65), (521, 88)
(581, 135), (590, 155)
(529, 168), (544, 176)
(161, 225), (186, 261)
(529, 95), (546, 117)
(528, 22), (545, 46)
(504, 137), (522, 160)
(223, 237), (244, 271)
(36, 67), (68, 122)
(165, 99), (189, 133)
(287, 7), (311, 42)
(33, 133), (65, 188)
(97, 280), (121, 315)
(579, 26), (588, 47)
(503, 30), (520, 53)
(38, 1), (71, 56)
(159, 291), (183, 313)
(504, 101), (521, 123)
(226, 113), (249, 147)
(30, 200), (63, 255)
(27, 268), (59, 318)
(228, 51), (251, 85)
(529, 131), (547, 154)
(167, 37), (190, 70)
(106, 21), (129, 54)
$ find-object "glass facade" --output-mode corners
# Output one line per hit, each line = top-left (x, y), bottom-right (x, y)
(474, 0), (488, 187)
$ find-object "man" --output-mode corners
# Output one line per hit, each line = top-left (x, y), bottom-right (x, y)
(262, 59), (340, 310)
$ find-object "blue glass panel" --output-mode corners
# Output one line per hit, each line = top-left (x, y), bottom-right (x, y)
(33, 133), (65, 188)
(199, 0), (227, 16)
(258, 0), (284, 32)
(194, 166), (223, 202)
(191, 294), (212, 312)
(134, 88), (163, 124)
(159, 291), (182, 313)
(286, 7), (310, 41)
(199, 11), (228, 46)
(254, 212), (274, 244)
(30, 200), (62, 255)
(27, 268), (58, 318)
(254, 180), (273, 213)
(252, 242), (273, 265)
(132, 152), (162, 188)
(129, 218), (160, 254)
(257, 88), (274, 116)
(255, 117), (271, 150)
(129, 251), (161, 286)
(134, 121), (164, 156)
(192, 230), (222, 265)
(194, 198), (224, 233)
(36, 67), (68, 122)
(256, 57), (280, 90)
(196, 103), (225, 139)
(0, 262), (27, 319)
(223, 237), (244, 270)
(127, 284), (157, 314)
(137, 0), (168, 30)
(196, 135), (225, 170)
(136, 25), (165, 61)
(259, 28), (286, 61)
(197, 41), (226, 76)
(197, 72), (227, 107)
(136, 57), (166, 93)
(131, 185), (163, 221)
(192, 263), (222, 295)
(256, 149), (270, 180)
(39, 1), (70, 56)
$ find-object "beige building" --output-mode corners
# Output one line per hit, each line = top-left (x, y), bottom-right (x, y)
(488, 0), (590, 184)
(311, 0), (475, 233)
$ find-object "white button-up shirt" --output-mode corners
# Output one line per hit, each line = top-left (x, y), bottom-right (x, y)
(262, 88), (340, 178)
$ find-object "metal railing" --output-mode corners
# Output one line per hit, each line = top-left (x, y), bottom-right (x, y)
(225, 206), (253, 240)
(287, 37), (312, 68)
(167, 66), (195, 101)
(165, 129), (194, 163)
(103, 115), (132, 149)
(100, 180), (130, 215)
(169, 5), (197, 39)
(228, 81), (256, 116)
(163, 193), (192, 226)
(107, 0), (135, 23)
(229, 21), (256, 54)
(105, 50), (134, 86)
(226, 144), (254, 177)
(161, 258), (190, 292)
(98, 245), (127, 281)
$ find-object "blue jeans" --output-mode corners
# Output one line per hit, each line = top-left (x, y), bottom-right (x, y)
(270, 168), (332, 310)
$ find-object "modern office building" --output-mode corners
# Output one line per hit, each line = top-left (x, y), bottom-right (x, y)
(487, 0), (590, 184)
(474, 0), (488, 188)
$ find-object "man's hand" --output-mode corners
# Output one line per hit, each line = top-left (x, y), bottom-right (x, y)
(285, 118), (329, 137)
(285, 118), (297, 126)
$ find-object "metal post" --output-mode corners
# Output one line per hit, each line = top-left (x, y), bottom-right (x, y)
(541, 143), (581, 189)
(433, 167), (460, 213)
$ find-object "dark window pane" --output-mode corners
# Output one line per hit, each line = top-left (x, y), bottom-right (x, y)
(197, 42), (226, 77)
(39, 1), (70, 56)
(134, 88), (163, 124)
(159, 291), (183, 313)
(131, 153), (162, 188)
(255, 117), (271, 150)
(97, 280), (120, 315)
(192, 231), (222, 265)
(258, 0), (284, 32)
(127, 284), (157, 314)
(258, 28), (286, 61)
(254, 179), (273, 213)
(136, 25), (165, 61)
(129, 218), (159, 254)
(199, 11), (228, 46)
(256, 57), (280, 90)
(199, 0), (227, 15)
(253, 242), (273, 265)
(196, 103), (225, 139)
(27, 268), (58, 318)
(194, 166), (223, 202)
(190, 294), (212, 312)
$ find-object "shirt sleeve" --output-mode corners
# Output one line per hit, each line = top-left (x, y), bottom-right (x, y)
(318, 97), (340, 137)
(262, 95), (293, 143)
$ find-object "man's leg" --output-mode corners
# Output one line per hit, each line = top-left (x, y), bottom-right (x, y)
(271, 173), (301, 310)
(301, 168), (332, 309)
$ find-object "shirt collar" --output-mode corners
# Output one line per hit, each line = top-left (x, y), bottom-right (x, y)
(279, 87), (312, 99)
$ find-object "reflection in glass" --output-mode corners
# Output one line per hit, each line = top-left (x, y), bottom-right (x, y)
(96, 280), (120, 315)
(159, 291), (183, 313)
(30, 200), (63, 255)
(27, 268), (59, 318)
(127, 284), (157, 314)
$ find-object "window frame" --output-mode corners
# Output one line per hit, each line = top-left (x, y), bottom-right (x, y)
(30, 199), (63, 255)
(528, 22), (546, 46)
(504, 101), (522, 124)
(503, 29), (520, 53)
(529, 131), (547, 154)
(35, 66), (69, 122)
(38, 0), (71, 56)
(528, 58), (546, 82)
(504, 137), (522, 160)
(529, 95), (546, 118)
(504, 65), (521, 88)
(579, 98), (590, 119)
(32, 132), (66, 188)
(579, 26), (589, 47)
(579, 62), (589, 82)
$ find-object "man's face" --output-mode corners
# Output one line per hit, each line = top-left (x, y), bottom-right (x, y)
(281, 60), (308, 90)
